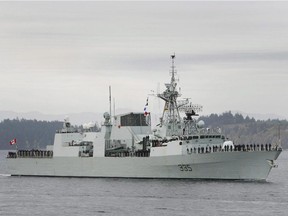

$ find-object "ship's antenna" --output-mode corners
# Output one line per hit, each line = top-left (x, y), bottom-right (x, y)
(170, 53), (176, 127)
(113, 97), (116, 120)
(171, 53), (176, 81)
(109, 86), (112, 124)
(278, 121), (281, 148)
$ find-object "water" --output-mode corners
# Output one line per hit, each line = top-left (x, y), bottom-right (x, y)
(0, 150), (288, 216)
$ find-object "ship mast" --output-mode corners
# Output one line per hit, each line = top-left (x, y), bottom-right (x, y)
(157, 54), (182, 134)
(170, 54), (182, 124)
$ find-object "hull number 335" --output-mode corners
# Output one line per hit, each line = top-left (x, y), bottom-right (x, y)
(178, 164), (192, 172)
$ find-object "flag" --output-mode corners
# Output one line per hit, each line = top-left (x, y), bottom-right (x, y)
(144, 107), (149, 116)
(9, 138), (17, 145)
(144, 97), (150, 116)
(145, 97), (148, 106)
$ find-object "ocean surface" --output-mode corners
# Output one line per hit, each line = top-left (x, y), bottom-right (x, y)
(0, 150), (287, 216)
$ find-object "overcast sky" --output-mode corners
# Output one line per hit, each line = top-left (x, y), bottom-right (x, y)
(0, 1), (288, 120)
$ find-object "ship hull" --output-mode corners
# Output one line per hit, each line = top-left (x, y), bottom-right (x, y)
(6, 150), (281, 180)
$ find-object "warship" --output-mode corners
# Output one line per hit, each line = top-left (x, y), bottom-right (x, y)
(6, 55), (282, 180)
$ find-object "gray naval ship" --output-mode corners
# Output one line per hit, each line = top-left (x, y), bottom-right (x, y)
(6, 55), (282, 180)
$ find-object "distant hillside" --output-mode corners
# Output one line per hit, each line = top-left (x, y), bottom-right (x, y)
(199, 111), (288, 149)
(0, 119), (63, 150)
(1, 110), (285, 126)
(0, 111), (115, 126)
(1, 112), (287, 150)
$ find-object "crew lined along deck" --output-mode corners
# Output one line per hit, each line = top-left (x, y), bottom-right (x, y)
(186, 143), (276, 154)
(105, 150), (150, 157)
(7, 150), (53, 158)
(7, 143), (280, 159)
(107, 143), (279, 157)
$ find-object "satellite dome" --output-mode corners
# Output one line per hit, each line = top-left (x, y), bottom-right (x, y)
(88, 122), (95, 128)
(103, 112), (110, 119)
(197, 120), (205, 128)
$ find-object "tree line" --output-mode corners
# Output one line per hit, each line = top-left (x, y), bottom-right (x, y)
(199, 111), (288, 148)
(1, 112), (287, 150)
(0, 119), (63, 150)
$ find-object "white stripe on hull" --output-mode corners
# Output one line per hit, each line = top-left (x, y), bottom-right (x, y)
(6, 150), (281, 180)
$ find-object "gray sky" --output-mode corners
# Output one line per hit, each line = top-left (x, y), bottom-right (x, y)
(0, 1), (288, 119)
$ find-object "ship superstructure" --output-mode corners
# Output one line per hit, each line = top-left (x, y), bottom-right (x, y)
(6, 55), (282, 180)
